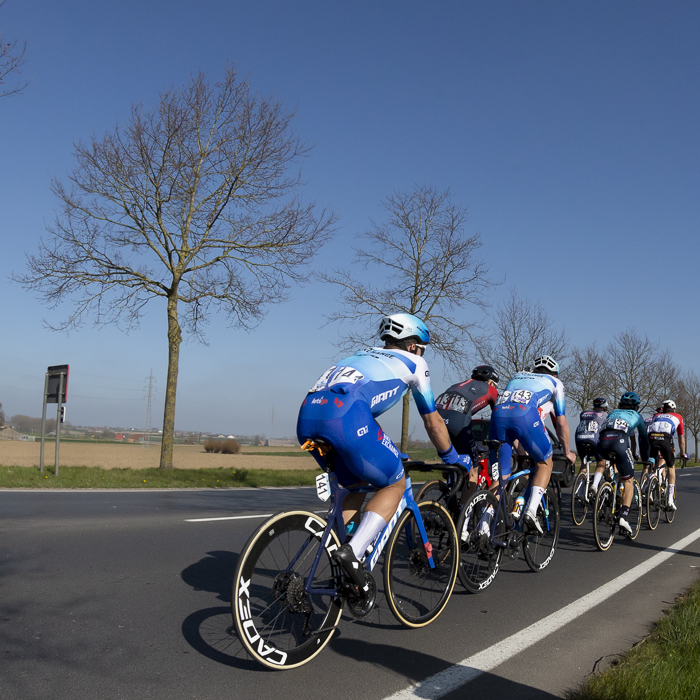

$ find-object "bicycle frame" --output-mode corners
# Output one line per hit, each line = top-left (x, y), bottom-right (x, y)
(299, 471), (434, 599)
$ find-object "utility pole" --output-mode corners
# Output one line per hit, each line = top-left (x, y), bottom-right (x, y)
(270, 405), (275, 445)
(143, 370), (155, 449)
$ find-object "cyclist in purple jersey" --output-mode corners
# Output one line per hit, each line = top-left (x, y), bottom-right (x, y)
(297, 313), (471, 589)
(489, 355), (576, 534)
(575, 397), (609, 500)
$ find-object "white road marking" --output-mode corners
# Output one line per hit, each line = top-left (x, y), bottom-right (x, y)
(382, 527), (700, 700)
(186, 513), (273, 522)
(186, 510), (327, 522)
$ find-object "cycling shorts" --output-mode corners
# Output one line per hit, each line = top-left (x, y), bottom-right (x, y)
(489, 404), (553, 480)
(441, 412), (480, 465)
(650, 433), (676, 467)
(575, 437), (602, 462)
(598, 429), (634, 479)
(296, 390), (404, 488)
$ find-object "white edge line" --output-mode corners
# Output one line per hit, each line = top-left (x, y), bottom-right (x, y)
(383, 526), (700, 700)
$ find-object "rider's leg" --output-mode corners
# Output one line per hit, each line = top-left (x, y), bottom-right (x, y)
(524, 456), (552, 518)
(461, 467), (479, 505)
(342, 490), (366, 527)
(349, 477), (405, 559)
(591, 460), (606, 491)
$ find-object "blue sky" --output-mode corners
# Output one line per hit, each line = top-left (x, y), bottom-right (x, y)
(1, 1), (698, 440)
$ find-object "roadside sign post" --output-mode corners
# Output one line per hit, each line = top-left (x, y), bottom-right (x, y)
(39, 365), (69, 476)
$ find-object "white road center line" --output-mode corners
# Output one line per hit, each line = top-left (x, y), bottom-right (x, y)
(382, 527), (700, 700)
(186, 513), (273, 522)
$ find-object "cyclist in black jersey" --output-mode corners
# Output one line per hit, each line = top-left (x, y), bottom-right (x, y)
(436, 365), (499, 504)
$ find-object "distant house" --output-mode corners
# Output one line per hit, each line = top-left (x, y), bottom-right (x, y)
(115, 433), (125, 441)
(0, 426), (19, 440)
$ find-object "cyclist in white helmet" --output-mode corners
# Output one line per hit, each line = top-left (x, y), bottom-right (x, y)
(648, 399), (687, 510)
(297, 312), (471, 590)
(488, 355), (576, 534)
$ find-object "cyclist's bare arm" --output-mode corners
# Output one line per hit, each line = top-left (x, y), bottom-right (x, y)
(553, 415), (576, 463)
(422, 410), (452, 453)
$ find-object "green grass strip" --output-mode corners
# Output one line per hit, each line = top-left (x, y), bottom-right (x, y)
(0, 464), (445, 489)
(568, 579), (700, 700)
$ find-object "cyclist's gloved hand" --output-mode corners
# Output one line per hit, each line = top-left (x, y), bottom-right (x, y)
(633, 452), (640, 462)
(648, 457), (656, 467)
(683, 453), (689, 460)
(437, 445), (459, 465)
(456, 454), (473, 471)
(399, 452), (410, 462)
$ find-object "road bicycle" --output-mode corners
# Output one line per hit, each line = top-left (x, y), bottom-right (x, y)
(642, 462), (676, 529)
(456, 439), (560, 593)
(413, 452), (493, 524)
(592, 462), (645, 551)
(571, 455), (611, 526)
(231, 439), (459, 670)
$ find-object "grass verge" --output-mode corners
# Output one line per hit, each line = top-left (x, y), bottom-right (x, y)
(0, 464), (444, 488)
(567, 579), (700, 700)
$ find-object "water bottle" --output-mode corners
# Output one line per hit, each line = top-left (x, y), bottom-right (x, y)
(511, 495), (525, 520)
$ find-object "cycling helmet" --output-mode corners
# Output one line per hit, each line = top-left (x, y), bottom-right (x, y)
(662, 399), (677, 412)
(593, 397), (608, 410)
(532, 355), (559, 375)
(471, 365), (499, 386)
(378, 313), (430, 344)
(619, 391), (641, 409)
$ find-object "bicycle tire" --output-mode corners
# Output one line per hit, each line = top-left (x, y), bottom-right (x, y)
(383, 501), (458, 627)
(456, 490), (504, 593)
(571, 471), (589, 526)
(593, 482), (615, 551)
(664, 480), (676, 523)
(646, 475), (661, 530)
(231, 510), (343, 670)
(627, 479), (642, 540)
(523, 485), (560, 572)
(415, 479), (447, 502)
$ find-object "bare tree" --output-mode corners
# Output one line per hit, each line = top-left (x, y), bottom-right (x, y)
(561, 343), (607, 413)
(15, 67), (335, 469)
(0, 402), (5, 427)
(601, 329), (681, 413)
(320, 185), (493, 451)
(0, 1), (27, 98)
(477, 287), (568, 382)
(677, 371), (700, 461)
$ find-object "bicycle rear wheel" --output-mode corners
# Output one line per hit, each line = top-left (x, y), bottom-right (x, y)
(593, 482), (615, 551)
(571, 471), (589, 526)
(383, 501), (458, 627)
(415, 479), (450, 509)
(627, 479), (642, 539)
(231, 510), (343, 670)
(523, 485), (560, 572)
(664, 480), (676, 523)
(456, 490), (504, 593)
(646, 476), (661, 529)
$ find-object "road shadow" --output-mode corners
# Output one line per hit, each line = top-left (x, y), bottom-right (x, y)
(181, 605), (261, 672)
(331, 637), (560, 699)
(181, 550), (238, 602)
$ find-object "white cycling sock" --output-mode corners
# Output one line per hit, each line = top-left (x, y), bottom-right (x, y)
(350, 511), (387, 560)
(592, 472), (603, 490)
(669, 484), (676, 502)
(525, 486), (545, 517)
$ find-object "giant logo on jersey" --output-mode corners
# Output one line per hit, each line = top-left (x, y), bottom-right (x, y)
(371, 386), (400, 408)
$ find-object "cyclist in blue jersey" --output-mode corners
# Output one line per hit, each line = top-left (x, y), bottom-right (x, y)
(598, 391), (653, 535)
(489, 355), (576, 534)
(297, 313), (471, 590)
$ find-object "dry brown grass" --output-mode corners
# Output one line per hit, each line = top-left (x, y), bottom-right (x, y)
(0, 441), (313, 471)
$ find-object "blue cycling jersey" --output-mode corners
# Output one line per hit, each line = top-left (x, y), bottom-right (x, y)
(495, 371), (566, 417)
(307, 347), (436, 415)
(604, 408), (650, 459)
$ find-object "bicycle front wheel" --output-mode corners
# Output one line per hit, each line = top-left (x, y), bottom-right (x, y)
(593, 482), (615, 551)
(571, 471), (589, 526)
(627, 479), (642, 539)
(384, 501), (458, 627)
(523, 485), (560, 572)
(646, 476), (661, 530)
(456, 490), (504, 593)
(231, 510), (343, 670)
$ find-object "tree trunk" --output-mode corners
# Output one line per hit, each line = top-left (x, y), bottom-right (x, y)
(159, 293), (182, 470)
(400, 392), (410, 453)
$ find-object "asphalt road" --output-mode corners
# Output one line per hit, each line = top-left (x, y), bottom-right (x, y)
(1, 472), (700, 700)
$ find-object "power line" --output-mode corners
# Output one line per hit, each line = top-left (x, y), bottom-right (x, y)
(143, 370), (156, 449)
